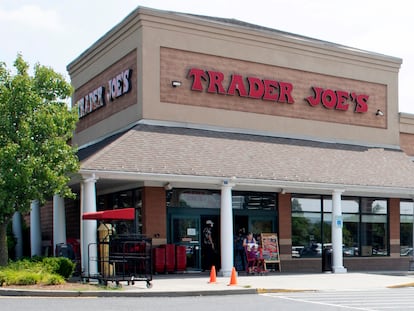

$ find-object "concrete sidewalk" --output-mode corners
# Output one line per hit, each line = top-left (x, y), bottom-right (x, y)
(130, 271), (414, 294)
(1, 271), (414, 297)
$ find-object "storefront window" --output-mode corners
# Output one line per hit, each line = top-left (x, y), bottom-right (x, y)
(168, 189), (277, 210)
(169, 189), (221, 209)
(97, 188), (142, 234)
(292, 195), (388, 258)
(341, 198), (360, 257)
(400, 200), (413, 257)
(292, 195), (323, 258)
(233, 192), (277, 210)
(361, 199), (387, 256)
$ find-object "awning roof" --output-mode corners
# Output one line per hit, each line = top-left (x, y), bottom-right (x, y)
(77, 124), (414, 198)
(82, 207), (135, 221)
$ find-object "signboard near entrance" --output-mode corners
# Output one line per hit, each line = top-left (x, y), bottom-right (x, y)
(260, 233), (281, 272)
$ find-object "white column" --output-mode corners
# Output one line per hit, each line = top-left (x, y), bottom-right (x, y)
(331, 189), (347, 273)
(53, 194), (67, 255)
(219, 180), (234, 277)
(30, 200), (42, 257)
(12, 212), (23, 259)
(81, 174), (98, 277)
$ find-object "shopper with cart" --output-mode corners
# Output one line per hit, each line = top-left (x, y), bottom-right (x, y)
(243, 232), (259, 274)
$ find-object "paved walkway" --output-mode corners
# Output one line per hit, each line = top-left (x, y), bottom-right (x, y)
(2, 271), (414, 297)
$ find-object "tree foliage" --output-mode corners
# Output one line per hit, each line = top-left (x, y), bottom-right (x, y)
(0, 54), (79, 265)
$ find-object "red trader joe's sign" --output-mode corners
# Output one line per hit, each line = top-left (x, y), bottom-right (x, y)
(188, 68), (368, 113)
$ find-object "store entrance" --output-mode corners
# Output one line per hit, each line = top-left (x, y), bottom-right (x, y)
(170, 215), (201, 271)
(169, 210), (277, 271)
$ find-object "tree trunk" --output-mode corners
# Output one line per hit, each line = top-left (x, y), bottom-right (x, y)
(0, 222), (8, 266)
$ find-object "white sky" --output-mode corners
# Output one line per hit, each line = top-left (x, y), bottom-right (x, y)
(1, 0), (413, 113)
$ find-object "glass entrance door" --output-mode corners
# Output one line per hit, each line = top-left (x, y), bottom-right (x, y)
(171, 215), (201, 270)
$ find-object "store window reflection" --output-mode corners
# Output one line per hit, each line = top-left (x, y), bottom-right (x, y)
(400, 200), (413, 257)
(292, 195), (323, 258)
(291, 195), (388, 258)
(361, 198), (387, 256)
(339, 197), (359, 257)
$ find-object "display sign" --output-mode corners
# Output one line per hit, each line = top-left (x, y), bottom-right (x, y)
(260, 233), (281, 272)
(335, 216), (343, 228)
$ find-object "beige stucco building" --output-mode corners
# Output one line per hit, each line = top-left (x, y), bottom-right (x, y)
(35, 6), (414, 276)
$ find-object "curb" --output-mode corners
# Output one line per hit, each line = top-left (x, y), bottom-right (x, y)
(0, 287), (258, 297)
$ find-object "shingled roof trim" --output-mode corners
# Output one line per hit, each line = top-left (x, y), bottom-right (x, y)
(79, 125), (414, 190)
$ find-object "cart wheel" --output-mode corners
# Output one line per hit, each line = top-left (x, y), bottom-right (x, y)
(146, 281), (152, 288)
(116, 281), (120, 286)
(131, 281), (135, 285)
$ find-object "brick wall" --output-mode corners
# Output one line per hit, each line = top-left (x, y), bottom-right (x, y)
(142, 187), (166, 239)
(400, 133), (414, 156)
(65, 197), (80, 240)
(73, 49), (138, 132)
(160, 47), (386, 129)
(389, 198), (400, 255)
(281, 257), (410, 273)
(278, 193), (292, 257)
(41, 201), (53, 241)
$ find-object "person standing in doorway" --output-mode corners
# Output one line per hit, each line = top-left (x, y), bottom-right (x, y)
(234, 227), (246, 271)
(202, 220), (215, 271)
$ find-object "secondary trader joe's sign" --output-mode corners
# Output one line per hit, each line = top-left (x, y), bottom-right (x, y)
(76, 68), (132, 118)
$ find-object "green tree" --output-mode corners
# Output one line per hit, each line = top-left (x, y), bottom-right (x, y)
(0, 54), (79, 266)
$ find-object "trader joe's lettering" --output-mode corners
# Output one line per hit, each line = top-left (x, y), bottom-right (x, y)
(106, 69), (132, 102)
(187, 68), (369, 113)
(188, 68), (294, 104)
(305, 86), (369, 113)
(77, 68), (132, 118)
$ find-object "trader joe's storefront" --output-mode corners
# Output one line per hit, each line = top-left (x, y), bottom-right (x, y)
(167, 189), (278, 271)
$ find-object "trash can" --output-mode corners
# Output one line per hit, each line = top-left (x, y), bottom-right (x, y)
(153, 247), (166, 274)
(161, 244), (176, 273)
(175, 245), (187, 272)
(322, 248), (332, 272)
(55, 243), (75, 260)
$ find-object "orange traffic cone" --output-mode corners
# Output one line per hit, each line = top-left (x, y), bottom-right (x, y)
(228, 267), (238, 286)
(208, 266), (217, 283)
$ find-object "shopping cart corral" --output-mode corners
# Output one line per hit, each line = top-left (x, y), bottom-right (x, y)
(102, 235), (152, 287)
(82, 208), (153, 288)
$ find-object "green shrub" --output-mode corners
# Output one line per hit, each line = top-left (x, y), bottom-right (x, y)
(41, 273), (65, 285)
(42, 257), (75, 279)
(0, 256), (75, 286)
(41, 257), (60, 274)
(0, 271), (6, 286)
(4, 270), (41, 285)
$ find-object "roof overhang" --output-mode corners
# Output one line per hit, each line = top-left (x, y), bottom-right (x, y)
(74, 124), (414, 199)
(78, 169), (414, 199)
